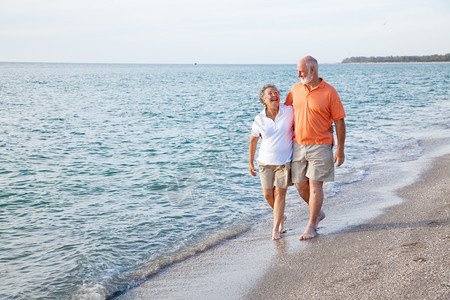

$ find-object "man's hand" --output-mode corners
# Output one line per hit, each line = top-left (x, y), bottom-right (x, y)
(334, 149), (345, 167)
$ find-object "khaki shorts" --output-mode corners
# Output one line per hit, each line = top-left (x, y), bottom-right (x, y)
(258, 161), (291, 189)
(291, 143), (334, 183)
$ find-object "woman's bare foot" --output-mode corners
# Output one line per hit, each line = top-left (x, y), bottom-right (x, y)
(299, 224), (317, 240)
(272, 229), (282, 240)
(279, 215), (287, 234)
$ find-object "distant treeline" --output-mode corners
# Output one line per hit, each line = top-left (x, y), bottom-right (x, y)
(341, 53), (450, 63)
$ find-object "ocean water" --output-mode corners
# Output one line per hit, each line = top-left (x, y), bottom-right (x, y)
(0, 62), (449, 299)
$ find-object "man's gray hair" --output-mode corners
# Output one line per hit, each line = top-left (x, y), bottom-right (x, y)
(305, 56), (318, 72)
(258, 84), (279, 106)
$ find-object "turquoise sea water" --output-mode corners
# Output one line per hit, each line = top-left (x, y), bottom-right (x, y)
(0, 63), (449, 299)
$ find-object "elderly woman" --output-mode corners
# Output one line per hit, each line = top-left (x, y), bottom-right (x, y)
(249, 84), (294, 240)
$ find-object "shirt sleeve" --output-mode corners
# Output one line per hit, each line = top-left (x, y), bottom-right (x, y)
(330, 90), (346, 121)
(285, 90), (293, 106)
(251, 116), (262, 137)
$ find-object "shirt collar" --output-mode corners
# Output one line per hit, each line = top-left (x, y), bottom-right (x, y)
(259, 105), (284, 118)
(302, 78), (325, 91)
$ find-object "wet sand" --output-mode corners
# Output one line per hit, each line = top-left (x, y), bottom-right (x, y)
(116, 154), (449, 299)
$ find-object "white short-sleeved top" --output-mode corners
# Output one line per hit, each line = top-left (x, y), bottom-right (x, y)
(251, 104), (294, 165)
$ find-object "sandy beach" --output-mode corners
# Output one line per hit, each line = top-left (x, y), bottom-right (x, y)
(247, 154), (450, 300)
(116, 153), (449, 300)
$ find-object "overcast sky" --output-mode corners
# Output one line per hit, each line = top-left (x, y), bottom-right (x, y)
(1, 0), (449, 64)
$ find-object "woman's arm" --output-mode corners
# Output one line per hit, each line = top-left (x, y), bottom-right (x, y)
(249, 135), (259, 176)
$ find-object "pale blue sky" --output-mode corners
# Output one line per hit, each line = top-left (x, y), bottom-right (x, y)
(1, 0), (449, 64)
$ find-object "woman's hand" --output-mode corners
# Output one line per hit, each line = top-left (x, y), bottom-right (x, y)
(249, 162), (257, 176)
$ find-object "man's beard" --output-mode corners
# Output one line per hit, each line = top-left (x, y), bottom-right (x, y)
(301, 72), (313, 84)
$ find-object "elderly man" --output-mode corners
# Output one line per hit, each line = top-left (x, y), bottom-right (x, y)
(285, 56), (346, 240)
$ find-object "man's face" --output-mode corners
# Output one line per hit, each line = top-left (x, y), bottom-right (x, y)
(297, 61), (313, 84)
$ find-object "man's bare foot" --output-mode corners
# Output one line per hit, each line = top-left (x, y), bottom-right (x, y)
(315, 210), (326, 228)
(272, 230), (282, 240)
(299, 224), (317, 240)
(279, 215), (287, 234)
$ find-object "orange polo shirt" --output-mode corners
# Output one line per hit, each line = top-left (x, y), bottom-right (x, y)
(285, 79), (345, 145)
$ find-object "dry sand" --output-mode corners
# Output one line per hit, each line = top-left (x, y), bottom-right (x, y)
(116, 154), (449, 300)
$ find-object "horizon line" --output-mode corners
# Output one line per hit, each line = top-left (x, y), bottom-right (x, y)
(0, 60), (339, 65)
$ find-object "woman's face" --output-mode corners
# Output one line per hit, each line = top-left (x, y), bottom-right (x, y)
(263, 87), (280, 109)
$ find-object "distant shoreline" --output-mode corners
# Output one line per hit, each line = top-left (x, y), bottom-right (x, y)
(342, 53), (450, 63)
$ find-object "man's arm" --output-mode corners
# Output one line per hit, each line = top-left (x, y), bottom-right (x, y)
(285, 90), (293, 106)
(334, 118), (346, 167)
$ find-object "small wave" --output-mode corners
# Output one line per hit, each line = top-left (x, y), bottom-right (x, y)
(141, 111), (158, 118)
(0, 192), (17, 200)
(324, 181), (340, 198)
(149, 183), (169, 191)
(76, 225), (249, 300)
(341, 168), (369, 185)
(70, 131), (86, 136)
(399, 138), (423, 161)
(73, 284), (108, 300)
